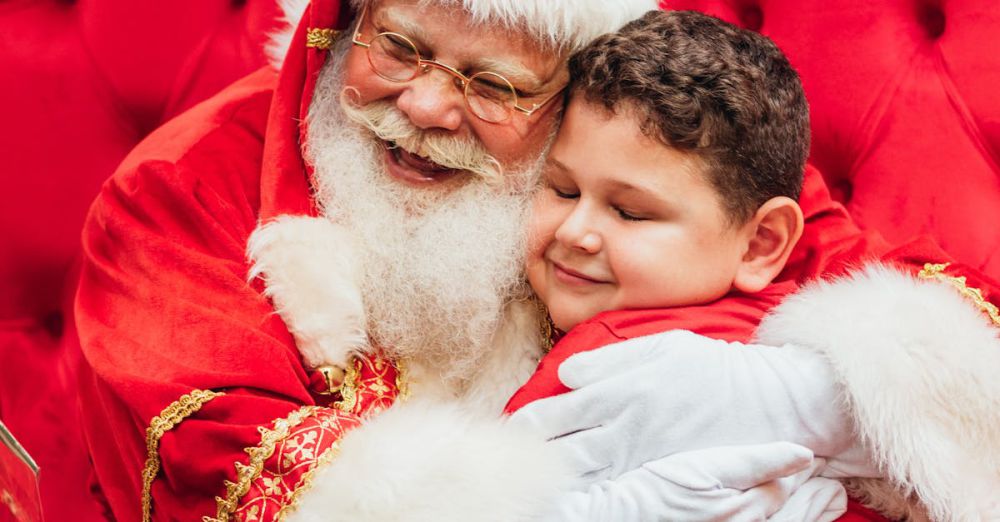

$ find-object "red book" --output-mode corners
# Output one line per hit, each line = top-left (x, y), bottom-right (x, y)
(0, 420), (42, 522)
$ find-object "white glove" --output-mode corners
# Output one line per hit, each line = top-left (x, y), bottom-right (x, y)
(770, 476), (847, 522)
(508, 330), (877, 482)
(543, 442), (847, 522)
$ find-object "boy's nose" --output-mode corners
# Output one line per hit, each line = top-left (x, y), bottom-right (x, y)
(394, 70), (465, 131)
(555, 204), (602, 254)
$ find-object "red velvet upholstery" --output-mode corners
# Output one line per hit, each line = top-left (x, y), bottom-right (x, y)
(665, 0), (1000, 278)
(1, 0), (997, 519)
(0, 1), (280, 518)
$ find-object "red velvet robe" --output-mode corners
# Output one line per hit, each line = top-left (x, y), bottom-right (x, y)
(74, 3), (380, 519)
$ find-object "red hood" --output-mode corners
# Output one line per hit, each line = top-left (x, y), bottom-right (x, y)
(260, 0), (355, 221)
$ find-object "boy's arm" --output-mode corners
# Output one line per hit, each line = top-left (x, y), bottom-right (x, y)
(509, 330), (874, 480)
(510, 264), (1000, 520)
(542, 443), (846, 522)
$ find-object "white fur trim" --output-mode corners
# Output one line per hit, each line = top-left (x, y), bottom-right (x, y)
(268, 0), (658, 66)
(756, 264), (1000, 522)
(247, 215), (368, 368)
(390, 0), (660, 51)
(285, 400), (573, 522)
(266, 0), (312, 67)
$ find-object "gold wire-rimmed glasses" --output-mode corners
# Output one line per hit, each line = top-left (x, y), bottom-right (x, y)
(350, 7), (565, 124)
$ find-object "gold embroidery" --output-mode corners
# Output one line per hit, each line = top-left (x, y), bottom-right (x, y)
(305, 28), (340, 50)
(919, 262), (1000, 327)
(333, 358), (361, 413)
(142, 389), (223, 522)
(205, 406), (320, 522)
(274, 439), (344, 521)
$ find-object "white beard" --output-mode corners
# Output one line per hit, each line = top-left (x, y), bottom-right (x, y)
(303, 40), (549, 384)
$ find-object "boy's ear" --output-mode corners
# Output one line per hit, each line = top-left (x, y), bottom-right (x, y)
(733, 197), (804, 294)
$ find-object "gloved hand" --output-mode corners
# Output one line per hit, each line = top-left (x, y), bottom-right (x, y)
(770, 476), (847, 522)
(508, 330), (878, 483)
(542, 442), (847, 522)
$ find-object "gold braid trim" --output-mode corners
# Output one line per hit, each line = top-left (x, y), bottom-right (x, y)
(142, 389), (223, 522)
(395, 358), (410, 402)
(274, 441), (344, 521)
(305, 28), (340, 49)
(919, 262), (1000, 327)
(205, 405), (320, 522)
(333, 360), (361, 413)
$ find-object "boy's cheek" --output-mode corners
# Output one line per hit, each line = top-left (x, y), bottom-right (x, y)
(524, 258), (549, 305)
(524, 224), (548, 267)
(525, 204), (557, 256)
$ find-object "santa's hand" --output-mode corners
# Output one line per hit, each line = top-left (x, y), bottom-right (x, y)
(543, 442), (846, 522)
(509, 330), (872, 482)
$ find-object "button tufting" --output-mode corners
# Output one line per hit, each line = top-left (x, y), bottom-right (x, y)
(831, 179), (854, 205)
(741, 5), (763, 32)
(43, 311), (64, 339)
(917, 3), (946, 39)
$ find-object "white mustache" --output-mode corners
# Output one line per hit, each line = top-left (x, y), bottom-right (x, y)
(339, 89), (504, 185)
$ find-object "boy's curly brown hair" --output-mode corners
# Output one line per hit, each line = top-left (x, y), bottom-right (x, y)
(568, 9), (810, 224)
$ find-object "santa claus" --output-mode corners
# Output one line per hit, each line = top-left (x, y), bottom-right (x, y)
(73, 0), (1000, 520)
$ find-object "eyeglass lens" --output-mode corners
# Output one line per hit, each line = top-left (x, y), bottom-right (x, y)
(366, 33), (517, 123)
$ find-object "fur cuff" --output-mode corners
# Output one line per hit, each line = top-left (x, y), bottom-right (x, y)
(757, 264), (1000, 521)
(285, 400), (573, 522)
(247, 215), (368, 369)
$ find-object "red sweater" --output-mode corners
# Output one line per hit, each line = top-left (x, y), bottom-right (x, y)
(505, 280), (798, 413)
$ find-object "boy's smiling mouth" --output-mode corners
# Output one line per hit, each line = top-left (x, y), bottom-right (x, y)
(550, 260), (610, 286)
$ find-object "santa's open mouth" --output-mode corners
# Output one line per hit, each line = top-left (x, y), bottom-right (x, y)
(382, 139), (460, 185)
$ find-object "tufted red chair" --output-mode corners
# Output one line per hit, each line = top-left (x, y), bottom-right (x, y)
(0, 1), (281, 518)
(1, 0), (997, 520)
(666, 0), (1000, 279)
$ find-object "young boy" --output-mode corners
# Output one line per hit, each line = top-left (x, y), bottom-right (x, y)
(506, 9), (812, 411)
(504, 11), (899, 521)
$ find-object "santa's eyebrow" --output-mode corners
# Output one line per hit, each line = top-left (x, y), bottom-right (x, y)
(376, 8), (432, 44)
(472, 58), (545, 92)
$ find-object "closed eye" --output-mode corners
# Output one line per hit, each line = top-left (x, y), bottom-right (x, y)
(615, 207), (647, 221)
(552, 186), (579, 199)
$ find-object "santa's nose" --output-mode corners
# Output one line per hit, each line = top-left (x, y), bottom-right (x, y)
(395, 69), (464, 131)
